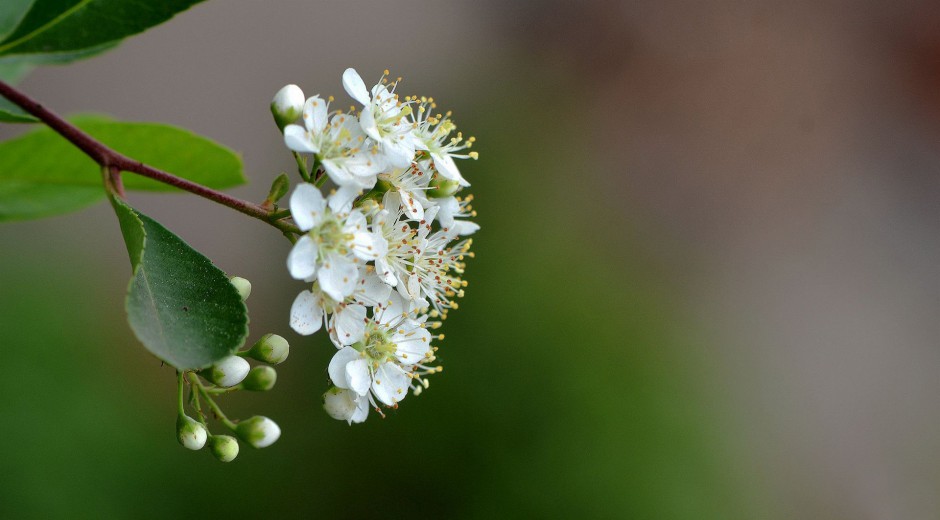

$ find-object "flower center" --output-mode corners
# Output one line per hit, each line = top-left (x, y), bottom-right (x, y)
(355, 323), (397, 364)
(310, 215), (351, 255)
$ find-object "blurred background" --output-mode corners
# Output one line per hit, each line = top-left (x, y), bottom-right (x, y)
(1, 0), (939, 517)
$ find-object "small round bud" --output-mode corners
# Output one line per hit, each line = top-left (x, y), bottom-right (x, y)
(428, 178), (460, 198)
(245, 333), (289, 364)
(208, 435), (239, 462)
(229, 276), (252, 301)
(271, 84), (305, 130)
(176, 415), (207, 450)
(242, 366), (277, 392)
(202, 355), (250, 387)
(235, 416), (281, 448)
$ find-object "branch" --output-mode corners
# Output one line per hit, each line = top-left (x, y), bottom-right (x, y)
(0, 80), (299, 235)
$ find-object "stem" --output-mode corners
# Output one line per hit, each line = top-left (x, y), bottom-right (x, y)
(189, 373), (237, 430)
(177, 371), (186, 416)
(0, 80), (299, 235)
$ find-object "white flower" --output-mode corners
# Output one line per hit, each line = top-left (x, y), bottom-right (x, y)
(373, 191), (429, 291)
(343, 68), (417, 169)
(410, 97), (477, 186)
(405, 227), (472, 315)
(290, 265), (391, 346)
(283, 96), (385, 188)
(287, 183), (387, 301)
(327, 295), (439, 411)
(379, 163), (432, 220)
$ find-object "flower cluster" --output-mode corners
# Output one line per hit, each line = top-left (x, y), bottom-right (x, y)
(272, 68), (479, 424)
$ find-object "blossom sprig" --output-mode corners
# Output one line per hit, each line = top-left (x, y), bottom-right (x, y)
(174, 277), (289, 461)
(273, 68), (479, 424)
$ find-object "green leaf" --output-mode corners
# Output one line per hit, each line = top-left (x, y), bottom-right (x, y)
(0, 115), (246, 221)
(111, 196), (248, 369)
(0, 97), (37, 122)
(0, 0), (34, 42)
(0, 0), (206, 58)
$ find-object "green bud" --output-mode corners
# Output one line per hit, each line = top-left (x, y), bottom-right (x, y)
(177, 415), (207, 450)
(245, 333), (289, 364)
(229, 276), (252, 301)
(265, 173), (291, 206)
(235, 416), (281, 448)
(242, 366), (277, 392)
(428, 178), (460, 198)
(208, 435), (239, 462)
(271, 84), (305, 131)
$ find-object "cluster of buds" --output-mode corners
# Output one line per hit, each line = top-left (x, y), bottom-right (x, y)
(174, 276), (289, 461)
(271, 68), (478, 424)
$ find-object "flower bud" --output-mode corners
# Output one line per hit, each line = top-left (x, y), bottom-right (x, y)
(176, 415), (207, 450)
(235, 416), (281, 448)
(202, 355), (250, 387)
(242, 366), (277, 392)
(209, 435), (239, 462)
(244, 333), (290, 364)
(271, 84), (305, 130)
(323, 387), (358, 422)
(428, 178), (460, 198)
(229, 276), (252, 301)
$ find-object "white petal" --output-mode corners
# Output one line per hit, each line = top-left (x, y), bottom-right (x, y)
(359, 105), (381, 142)
(399, 189), (424, 221)
(371, 363), (409, 406)
(376, 257), (397, 286)
(378, 292), (409, 325)
(328, 346), (362, 389)
(346, 358), (372, 396)
(289, 183), (326, 231)
(393, 326), (431, 365)
(286, 235), (318, 280)
(382, 138), (416, 168)
(318, 253), (358, 301)
(454, 220), (480, 236)
(303, 95), (328, 133)
(354, 267), (392, 306)
(435, 196), (458, 228)
(351, 231), (385, 261)
(328, 183), (362, 213)
(432, 152), (469, 186)
(350, 395), (370, 423)
(332, 304), (366, 345)
(289, 290), (324, 335)
(284, 124), (319, 154)
(343, 68), (371, 105)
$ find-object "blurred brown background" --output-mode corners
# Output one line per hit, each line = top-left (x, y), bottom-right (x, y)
(1, 0), (939, 518)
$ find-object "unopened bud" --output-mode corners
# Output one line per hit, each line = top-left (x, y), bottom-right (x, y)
(245, 333), (290, 364)
(323, 387), (367, 424)
(242, 366), (277, 391)
(209, 435), (239, 462)
(229, 276), (252, 301)
(177, 415), (207, 450)
(271, 84), (305, 130)
(235, 416), (281, 448)
(428, 178), (460, 198)
(202, 355), (250, 387)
